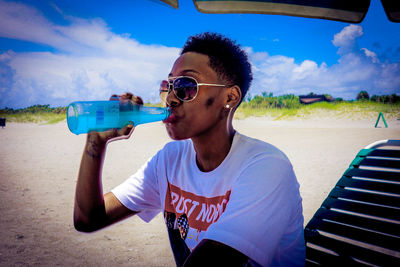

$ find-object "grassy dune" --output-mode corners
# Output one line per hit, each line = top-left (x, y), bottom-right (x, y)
(1, 112), (66, 124)
(235, 101), (400, 120)
(1, 101), (399, 124)
(0, 105), (66, 124)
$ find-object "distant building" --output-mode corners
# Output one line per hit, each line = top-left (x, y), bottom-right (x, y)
(299, 95), (332, 104)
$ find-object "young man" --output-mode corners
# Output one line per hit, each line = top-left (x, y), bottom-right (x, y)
(74, 32), (305, 266)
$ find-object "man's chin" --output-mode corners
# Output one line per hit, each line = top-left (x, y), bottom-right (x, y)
(165, 127), (189, 141)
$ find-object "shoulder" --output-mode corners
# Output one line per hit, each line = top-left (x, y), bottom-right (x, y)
(233, 132), (290, 163)
(231, 133), (296, 187)
(162, 139), (192, 153)
(155, 139), (193, 161)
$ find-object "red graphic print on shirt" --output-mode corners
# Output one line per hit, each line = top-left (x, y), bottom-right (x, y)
(165, 181), (231, 232)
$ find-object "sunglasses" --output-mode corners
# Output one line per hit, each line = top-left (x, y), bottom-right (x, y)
(159, 76), (227, 103)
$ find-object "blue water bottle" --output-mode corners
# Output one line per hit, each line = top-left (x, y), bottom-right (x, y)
(67, 100), (170, 135)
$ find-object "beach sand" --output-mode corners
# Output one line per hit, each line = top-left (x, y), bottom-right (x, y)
(0, 117), (399, 266)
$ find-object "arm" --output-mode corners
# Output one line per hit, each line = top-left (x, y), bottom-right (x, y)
(73, 132), (136, 232)
(183, 239), (248, 267)
(73, 93), (139, 232)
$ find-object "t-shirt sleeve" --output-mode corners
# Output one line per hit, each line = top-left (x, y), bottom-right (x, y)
(203, 156), (304, 266)
(111, 152), (162, 223)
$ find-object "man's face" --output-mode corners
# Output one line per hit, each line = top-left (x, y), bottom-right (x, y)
(163, 52), (228, 140)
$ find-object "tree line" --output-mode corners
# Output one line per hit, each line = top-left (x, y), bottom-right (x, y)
(0, 104), (67, 114)
(243, 92), (301, 109)
(356, 91), (400, 103)
(242, 91), (399, 109)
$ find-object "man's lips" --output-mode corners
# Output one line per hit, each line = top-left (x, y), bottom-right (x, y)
(163, 111), (179, 124)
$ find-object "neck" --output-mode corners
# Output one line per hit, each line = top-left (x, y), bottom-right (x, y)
(191, 118), (235, 172)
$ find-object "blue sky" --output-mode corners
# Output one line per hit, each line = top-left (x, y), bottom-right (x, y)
(0, 0), (399, 108)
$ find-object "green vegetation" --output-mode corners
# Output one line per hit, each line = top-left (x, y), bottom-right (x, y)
(243, 92), (301, 109)
(144, 103), (164, 108)
(0, 105), (66, 124)
(356, 90), (370, 101)
(236, 92), (400, 120)
(370, 94), (400, 103)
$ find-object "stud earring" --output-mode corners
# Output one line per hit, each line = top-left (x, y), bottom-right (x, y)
(225, 104), (230, 109)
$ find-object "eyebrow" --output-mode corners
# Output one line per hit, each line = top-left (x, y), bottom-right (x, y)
(168, 69), (200, 77)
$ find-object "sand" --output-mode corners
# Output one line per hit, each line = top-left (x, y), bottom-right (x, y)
(0, 117), (399, 266)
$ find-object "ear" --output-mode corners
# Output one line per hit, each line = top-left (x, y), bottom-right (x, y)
(225, 85), (242, 109)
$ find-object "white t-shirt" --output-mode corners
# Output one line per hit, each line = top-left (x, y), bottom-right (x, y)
(112, 132), (305, 266)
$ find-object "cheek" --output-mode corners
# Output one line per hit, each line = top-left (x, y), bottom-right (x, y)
(205, 97), (215, 108)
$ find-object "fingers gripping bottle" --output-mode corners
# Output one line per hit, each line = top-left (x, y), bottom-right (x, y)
(67, 100), (170, 135)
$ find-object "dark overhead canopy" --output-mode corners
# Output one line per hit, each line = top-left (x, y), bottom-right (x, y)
(381, 0), (400, 22)
(160, 0), (400, 23)
(160, 0), (178, 9)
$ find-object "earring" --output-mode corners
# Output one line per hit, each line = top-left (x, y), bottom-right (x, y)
(225, 104), (230, 109)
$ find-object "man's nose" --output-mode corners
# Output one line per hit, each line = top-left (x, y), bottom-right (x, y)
(166, 89), (180, 107)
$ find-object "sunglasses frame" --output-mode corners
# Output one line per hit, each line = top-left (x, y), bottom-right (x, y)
(160, 76), (227, 103)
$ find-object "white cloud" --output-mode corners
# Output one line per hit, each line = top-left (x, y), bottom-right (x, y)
(0, 0), (399, 108)
(361, 48), (379, 63)
(0, 1), (74, 51)
(0, 0), (179, 108)
(332, 24), (363, 54)
(248, 50), (399, 99)
(247, 24), (399, 100)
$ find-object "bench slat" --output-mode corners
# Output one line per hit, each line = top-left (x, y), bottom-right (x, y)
(358, 157), (400, 169)
(305, 260), (321, 267)
(322, 197), (400, 221)
(305, 229), (400, 265)
(344, 168), (400, 182)
(336, 177), (400, 195)
(313, 208), (399, 237)
(368, 149), (400, 158)
(307, 217), (400, 251)
(306, 246), (346, 266)
(330, 187), (400, 208)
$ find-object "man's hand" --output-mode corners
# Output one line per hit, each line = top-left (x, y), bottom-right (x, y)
(86, 92), (143, 152)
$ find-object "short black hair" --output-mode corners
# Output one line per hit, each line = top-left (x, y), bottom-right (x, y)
(181, 32), (252, 105)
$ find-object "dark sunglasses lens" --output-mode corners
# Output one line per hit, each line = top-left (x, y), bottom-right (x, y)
(160, 80), (169, 90)
(173, 77), (197, 101)
(159, 80), (169, 104)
